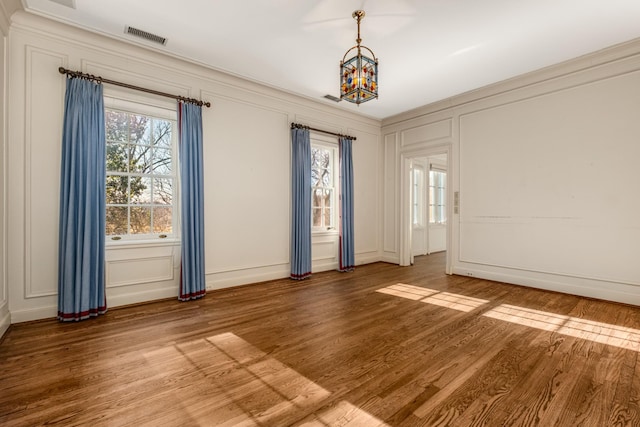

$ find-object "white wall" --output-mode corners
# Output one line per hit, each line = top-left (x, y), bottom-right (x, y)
(382, 38), (640, 305)
(6, 11), (381, 322)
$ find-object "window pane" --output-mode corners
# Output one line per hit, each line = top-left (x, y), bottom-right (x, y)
(321, 168), (331, 187)
(323, 189), (333, 209)
(312, 188), (323, 209)
(439, 206), (446, 224)
(129, 144), (152, 173)
(153, 119), (172, 147)
(153, 178), (172, 205)
(130, 207), (151, 234)
(432, 171), (446, 223)
(130, 177), (151, 204)
(311, 147), (330, 169)
(129, 114), (150, 145)
(106, 143), (128, 172)
(311, 147), (331, 188)
(152, 147), (172, 174)
(153, 207), (172, 233)
(312, 208), (322, 227)
(324, 208), (332, 228)
(106, 206), (128, 235)
(105, 111), (128, 143)
(106, 175), (129, 204)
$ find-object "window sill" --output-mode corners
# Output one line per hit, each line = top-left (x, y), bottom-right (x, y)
(106, 238), (180, 250)
(312, 229), (339, 237)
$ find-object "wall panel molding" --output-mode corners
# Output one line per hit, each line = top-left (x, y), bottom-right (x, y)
(383, 133), (398, 253)
(208, 261), (289, 276)
(400, 119), (451, 148)
(312, 240), (338, 262)
(23, 46), (66, 299)
(458, 70), (640, 287)
(106, 256), (175, 288)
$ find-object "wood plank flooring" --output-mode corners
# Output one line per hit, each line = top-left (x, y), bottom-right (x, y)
(2, 253), (640, 426)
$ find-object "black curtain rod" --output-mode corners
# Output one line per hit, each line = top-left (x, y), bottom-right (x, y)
(291, 123), (356, 141)
(58, 67), (211, 108)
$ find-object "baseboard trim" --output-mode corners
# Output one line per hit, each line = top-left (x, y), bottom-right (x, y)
(381, 254), (400, 264)
(9, 286), (179, 324)
(356, 252), (382, 266)
(206, 255), (384, 291)
(10, 305), (57, 323)
(452, 265), (640, 306)
(207, 264), (290, 291)
(107, 287), (178, 308)
(0, 303), (10, 339)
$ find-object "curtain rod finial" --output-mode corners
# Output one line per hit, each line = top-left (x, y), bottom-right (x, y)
(58, 67), (66, 74)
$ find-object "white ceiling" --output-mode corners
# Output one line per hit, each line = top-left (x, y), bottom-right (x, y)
(21, 0), (640, 119)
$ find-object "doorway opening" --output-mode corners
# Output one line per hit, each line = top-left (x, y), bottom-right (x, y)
(400, 149), (451, 274)
(410, 155), (447, 257)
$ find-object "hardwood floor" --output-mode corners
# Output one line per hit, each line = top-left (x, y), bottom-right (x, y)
(2, 253), (640, 426)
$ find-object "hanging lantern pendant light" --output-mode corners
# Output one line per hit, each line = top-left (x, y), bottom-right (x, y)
(340, 10), (378, 105)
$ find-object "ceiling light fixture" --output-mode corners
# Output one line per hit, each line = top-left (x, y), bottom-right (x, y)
(340, 10), (378, 105)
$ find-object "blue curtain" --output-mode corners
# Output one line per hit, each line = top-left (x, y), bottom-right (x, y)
(291, 127), (312, 279)
(339, 137), (355, 271)
(178, 102), (206, 301)
(57, 77), (106, 321)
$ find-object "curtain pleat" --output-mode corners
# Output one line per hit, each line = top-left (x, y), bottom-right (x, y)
(57, 77), (107, 321)
(339, 137), (355, 272)
(178, 102), (206, 300)
(291, 128), (312, 279)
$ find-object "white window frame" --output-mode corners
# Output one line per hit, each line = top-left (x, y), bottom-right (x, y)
(104, 96), (179, 243)
(310, 135), (338, 234)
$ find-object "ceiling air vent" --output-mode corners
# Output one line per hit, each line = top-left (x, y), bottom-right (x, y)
(49, 0), (76, 8)
(125, 26), (167, 46)
(324, 94), (342, 103)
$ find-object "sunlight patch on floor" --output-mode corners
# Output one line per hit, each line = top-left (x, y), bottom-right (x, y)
(483, 304), (640, 351)
(299, 400), (390, 427)
(376, 283), (489, 312)
(144, 332), (389, 425)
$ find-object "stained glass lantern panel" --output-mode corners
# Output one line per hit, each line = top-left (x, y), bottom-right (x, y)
(340, 52), (378, 105)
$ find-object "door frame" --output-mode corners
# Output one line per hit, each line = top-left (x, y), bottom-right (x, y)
(399, 145), (452, 274)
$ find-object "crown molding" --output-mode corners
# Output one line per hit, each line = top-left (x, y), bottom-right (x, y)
(0, 0), (22, 36)
(382, 36), (640, 128)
